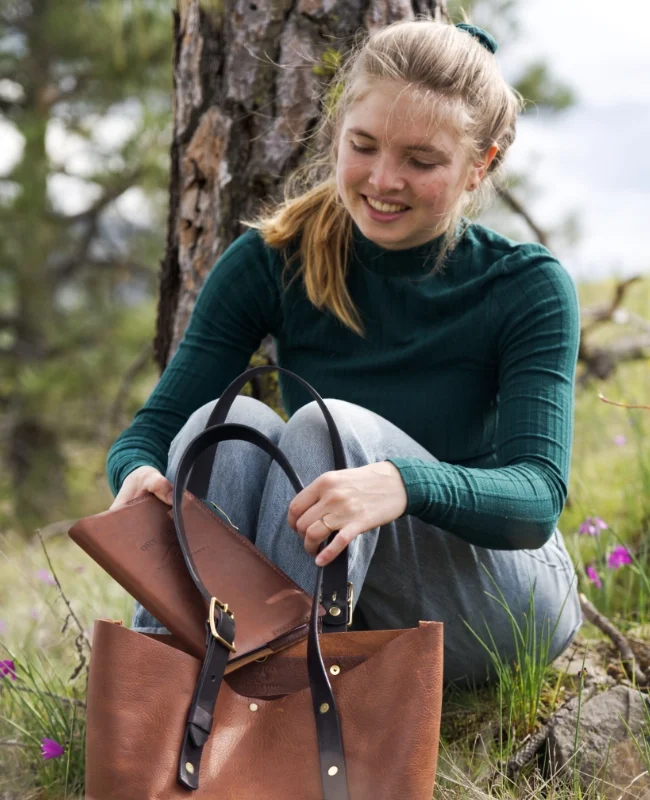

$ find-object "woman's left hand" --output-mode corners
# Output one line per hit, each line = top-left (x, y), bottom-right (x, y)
(287, 461), (408, 567)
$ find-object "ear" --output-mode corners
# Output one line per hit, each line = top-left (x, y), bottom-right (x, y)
(465, 143), (499, 191)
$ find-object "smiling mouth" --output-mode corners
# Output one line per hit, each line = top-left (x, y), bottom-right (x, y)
(362, 195), (411, 214)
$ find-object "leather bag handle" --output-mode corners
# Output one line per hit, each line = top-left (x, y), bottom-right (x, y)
(174, 422), (349, 799)
(188, 365), (351, 631)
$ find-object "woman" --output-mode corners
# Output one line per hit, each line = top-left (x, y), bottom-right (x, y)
(107, 18), (582, 686)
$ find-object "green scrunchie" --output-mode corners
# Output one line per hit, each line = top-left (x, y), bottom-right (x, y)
(455, 23), (498, 55)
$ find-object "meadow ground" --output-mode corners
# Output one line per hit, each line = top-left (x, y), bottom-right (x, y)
(1, 277), (649, 799)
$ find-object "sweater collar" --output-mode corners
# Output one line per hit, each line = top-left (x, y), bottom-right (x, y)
(350, 222), (445, 277)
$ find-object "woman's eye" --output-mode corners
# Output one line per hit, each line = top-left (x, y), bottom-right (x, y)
(410, 159), (436, 170)
(350, 142), (374, 154)
(349, 142), (436, 170)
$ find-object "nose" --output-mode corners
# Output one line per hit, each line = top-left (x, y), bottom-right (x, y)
(368, 153), (405, 194)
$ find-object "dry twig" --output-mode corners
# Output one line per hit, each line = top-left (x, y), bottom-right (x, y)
(579, 593), (647, 686)
(34, 529), (91, 682)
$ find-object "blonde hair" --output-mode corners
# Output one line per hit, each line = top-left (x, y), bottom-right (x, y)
(243, 17), (523, 337)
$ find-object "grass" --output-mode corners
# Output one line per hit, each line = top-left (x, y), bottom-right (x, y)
(0, 276), (649, 798)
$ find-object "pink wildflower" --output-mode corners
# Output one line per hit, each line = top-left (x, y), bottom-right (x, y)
(41, 738), (64, 760)
(608, 546), (633, 569)
(35, 569), (56, 586)
(586, 565), (602, 588)
(0, 620), (7, 635)
(578, 517), (609, 536)
(613, 434), (627, 447)
(0, 660), (17, 681)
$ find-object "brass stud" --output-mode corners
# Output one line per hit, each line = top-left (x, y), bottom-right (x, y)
(329, 665), (341, 676)
(319, 703), (330, 714)
(249, 703), (259, 712)
(328, 766), (339, 777)
(186, 763), (195, 775)
(329, 606), (342, 617)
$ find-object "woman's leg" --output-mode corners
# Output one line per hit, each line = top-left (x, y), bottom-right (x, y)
(253, 399), (583, 687)
(130, 395), (287, 632)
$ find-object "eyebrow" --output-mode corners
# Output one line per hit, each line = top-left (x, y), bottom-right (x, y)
(347, 126), (451, 159)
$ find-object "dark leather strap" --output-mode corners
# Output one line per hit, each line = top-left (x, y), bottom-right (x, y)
(173, 421), (349, 798)
(173, 424), (305, 602)
(308, 556), (349, 798)
(177, 607), (235, 789)
(189, 365), (351, 631)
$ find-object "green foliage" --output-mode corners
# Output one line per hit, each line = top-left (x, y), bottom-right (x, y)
(0, 0), (172, 532)
(462, 573), (570, 741)
(515, 61), (576, 111)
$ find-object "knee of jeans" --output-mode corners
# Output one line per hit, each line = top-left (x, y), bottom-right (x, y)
(282, 399), (369, 472)
(169, 395), (284, 474)
(288, 398), (353, 429)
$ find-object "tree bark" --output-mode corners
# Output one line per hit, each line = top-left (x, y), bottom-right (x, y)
(156, 0), (448, 369)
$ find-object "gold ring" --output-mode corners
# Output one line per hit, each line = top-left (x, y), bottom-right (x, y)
(320, 515), (334, 533)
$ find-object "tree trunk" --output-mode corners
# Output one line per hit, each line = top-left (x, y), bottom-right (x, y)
(156, 0), (448, 372)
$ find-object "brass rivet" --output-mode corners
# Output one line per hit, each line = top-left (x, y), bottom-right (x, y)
(186, 762), (195, 774)
(249, 703), (259, 712)
(329, 606), (342, 617)
(320, 703), (330, 714)
(328, 766), (339, 777)
(329, 665), (340, 676)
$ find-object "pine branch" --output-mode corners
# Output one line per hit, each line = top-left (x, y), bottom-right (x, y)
(497, 185), (550, 248)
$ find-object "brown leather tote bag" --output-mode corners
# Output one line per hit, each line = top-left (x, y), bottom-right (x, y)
(84, 367), (444, 800)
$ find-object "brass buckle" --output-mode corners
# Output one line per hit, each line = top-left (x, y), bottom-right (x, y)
(347, 582), (354, 628)
(208, 597), (236, 653)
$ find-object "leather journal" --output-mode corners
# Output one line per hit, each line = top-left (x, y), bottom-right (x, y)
(68, 489), (316, 668)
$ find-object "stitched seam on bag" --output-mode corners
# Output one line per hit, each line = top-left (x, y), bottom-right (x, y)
(189, 493), (313, 599)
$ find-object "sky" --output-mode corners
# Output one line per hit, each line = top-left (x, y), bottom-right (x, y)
(496, 0), (650, 281)
(1, 0), (648, 283)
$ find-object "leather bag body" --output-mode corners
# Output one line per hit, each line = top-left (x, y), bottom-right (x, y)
(84, 366), (444, 799)
(86, 619), (443, 799)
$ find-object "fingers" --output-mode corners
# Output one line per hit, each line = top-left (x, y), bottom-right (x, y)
(109, 466), (173, 510)
(287, 480), (324, 530)
(314, 526), (358, 567)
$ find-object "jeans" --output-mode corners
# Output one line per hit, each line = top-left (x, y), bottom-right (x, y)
(131, 395), (583, 686)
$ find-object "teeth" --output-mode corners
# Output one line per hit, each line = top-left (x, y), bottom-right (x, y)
(366, 196), (408, 213)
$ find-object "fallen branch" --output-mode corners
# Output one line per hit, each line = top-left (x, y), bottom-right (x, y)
(501, 679), (597, 780)
(579, 593), (647, 686)
(580, 276), (642, 335)
(578, 276), (650, 385)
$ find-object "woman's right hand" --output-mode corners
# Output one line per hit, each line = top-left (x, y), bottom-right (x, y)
(109, 465), (174, 510)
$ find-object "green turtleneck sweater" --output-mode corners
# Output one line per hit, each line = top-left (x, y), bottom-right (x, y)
(107, 222), (580, 550)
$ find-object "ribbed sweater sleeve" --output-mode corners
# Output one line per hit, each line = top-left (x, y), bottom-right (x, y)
(106, 230), (280, 496)
(387, 254), (580, 550)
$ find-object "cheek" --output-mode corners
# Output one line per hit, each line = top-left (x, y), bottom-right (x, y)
(413, 177), (449, 204)
(337, 153), (366, 188)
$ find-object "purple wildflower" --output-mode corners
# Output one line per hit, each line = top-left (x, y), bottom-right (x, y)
(0, 660), (17, 681)
(29, 609), (39, 620)
(578, 517), (609, 536)
(613, 434), (627, 447)
(608, 545), (633, 569)
(41, 738), (64, 760)
(586, 565), (602, 589)
(35, 569), (56, 587)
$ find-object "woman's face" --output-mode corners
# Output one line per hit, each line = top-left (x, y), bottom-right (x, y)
(335, 80), (489, 250)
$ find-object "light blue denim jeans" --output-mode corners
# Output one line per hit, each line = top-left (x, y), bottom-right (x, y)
(131, 396), (583, 686)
